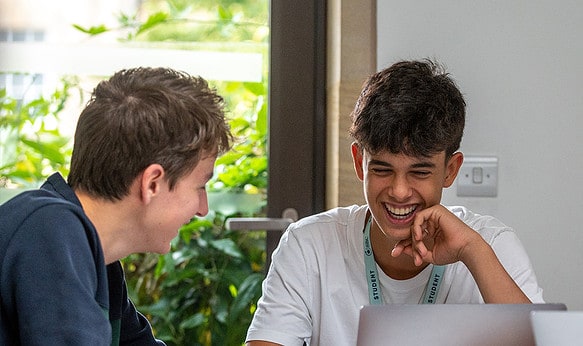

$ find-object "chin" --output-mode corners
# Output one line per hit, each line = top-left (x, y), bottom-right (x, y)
(150, 242), (172, 254)
(160, 244), (173, 254)
(382, 225), (411, 239)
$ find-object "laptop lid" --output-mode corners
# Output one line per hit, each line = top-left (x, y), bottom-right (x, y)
(530, 310), (583, 346)
(357, 303), (567, 346)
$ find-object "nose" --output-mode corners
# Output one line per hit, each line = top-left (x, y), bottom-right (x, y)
(196, 191), (210, 217)
(388, 174), (412, 201)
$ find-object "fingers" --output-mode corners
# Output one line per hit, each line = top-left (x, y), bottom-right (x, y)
(391, 239), (409, 257)
(391, 207), (445, 265)
(392, 234), (430, 267)
(412, 236), (429, 266)
(393, 205), (474, 266)
(408, 219), (435, 265)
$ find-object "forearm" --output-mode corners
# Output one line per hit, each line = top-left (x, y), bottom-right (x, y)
(461, 239), (531, 303)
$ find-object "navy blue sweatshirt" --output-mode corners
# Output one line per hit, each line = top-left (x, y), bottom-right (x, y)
(0, 173), (164, 345)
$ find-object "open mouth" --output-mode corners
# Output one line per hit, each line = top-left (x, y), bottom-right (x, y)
(386, 204), (417, 220)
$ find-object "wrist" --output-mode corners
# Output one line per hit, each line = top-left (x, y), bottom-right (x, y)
(458, 234), (493, 269)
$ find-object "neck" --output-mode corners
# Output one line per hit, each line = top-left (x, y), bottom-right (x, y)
(369, 220), (429, 280)
(76, 190), (137, 264)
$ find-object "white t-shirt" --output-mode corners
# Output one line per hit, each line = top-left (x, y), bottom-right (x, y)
(246, 205), (544, 346)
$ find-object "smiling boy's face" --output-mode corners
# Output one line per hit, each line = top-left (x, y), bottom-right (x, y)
(352, 144), (462, 243)
(141, 154), (217, 254)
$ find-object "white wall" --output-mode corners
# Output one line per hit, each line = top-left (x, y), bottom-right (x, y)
(378, 1), (583, 309)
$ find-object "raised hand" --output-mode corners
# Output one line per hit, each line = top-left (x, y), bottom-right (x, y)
(391, 204), (482, 267)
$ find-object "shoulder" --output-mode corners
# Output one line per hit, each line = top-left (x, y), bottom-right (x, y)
(274, 205), (367, 259)
(287, 205), (368, 237)
(447, 205), (516, 243)
(2, 189), (88, 231)
(1, 189), (98, 259)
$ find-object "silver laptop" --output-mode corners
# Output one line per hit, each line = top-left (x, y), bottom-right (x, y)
(357, 303), (567, 346)
(530, 310), (583, 346)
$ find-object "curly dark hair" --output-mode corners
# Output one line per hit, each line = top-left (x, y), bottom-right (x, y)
(349, 59), (466, 159)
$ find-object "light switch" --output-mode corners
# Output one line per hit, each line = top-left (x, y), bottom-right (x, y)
(472, 167), (483, 184)
(457, 156), (498, 197)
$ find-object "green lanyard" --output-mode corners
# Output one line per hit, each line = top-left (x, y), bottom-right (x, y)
(363, 217), (445, 305)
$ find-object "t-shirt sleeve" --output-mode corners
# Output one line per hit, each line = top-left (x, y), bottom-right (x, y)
(490, 230), (545, 303)
(246, 228), (312, 346)
(2, 204), (112, 345)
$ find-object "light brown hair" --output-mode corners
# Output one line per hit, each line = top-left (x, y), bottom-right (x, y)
(68, 67), (232, 200)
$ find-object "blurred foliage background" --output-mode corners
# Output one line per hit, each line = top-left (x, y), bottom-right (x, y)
(0, 0), (270, 345)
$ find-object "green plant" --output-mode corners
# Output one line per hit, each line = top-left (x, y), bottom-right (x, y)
(74, 1), (268, 44)
(210, 81), (268, 193)
(0, 77), (74, 188)
(124, 211), (266, 345)
(0, 1), (269, 344)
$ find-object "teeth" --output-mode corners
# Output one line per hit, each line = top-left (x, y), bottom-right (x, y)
(387, 205), (416, 219)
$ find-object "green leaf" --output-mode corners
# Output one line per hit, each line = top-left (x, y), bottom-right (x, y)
(210, 238), (243, 258)
(228, 273), (263, 321)
(137, 12), (169, 35)
(217, 5), (233, 21)
(243, 82), (265, 96)
(214, 151), (244, 166)
(228, 117), (250, 130)
(179, 312), (206, 329)
(20, 138), (66, 165)
(139, 298), (173, 318)
(71, 24), (108, 35)
(248, 156), (268, 172)
(228, 284), (237, 298)
(256, 98), (268, 135)
(154, 255), (166, 278)
(117, 12), (136, 26)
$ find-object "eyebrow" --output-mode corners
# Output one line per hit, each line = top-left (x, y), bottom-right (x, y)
(368, 159), (436, 169)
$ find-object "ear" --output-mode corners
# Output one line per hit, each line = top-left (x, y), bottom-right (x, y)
(443, 152), (464, 188)
(139, 164), (166, 204)
(351, 142), (365, 181)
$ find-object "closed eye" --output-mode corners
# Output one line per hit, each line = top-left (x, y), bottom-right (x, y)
(412, 170), (431, 177)
(370, 167), (392, 175)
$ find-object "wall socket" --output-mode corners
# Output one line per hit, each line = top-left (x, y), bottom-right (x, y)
(457, 156), (498, 197)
